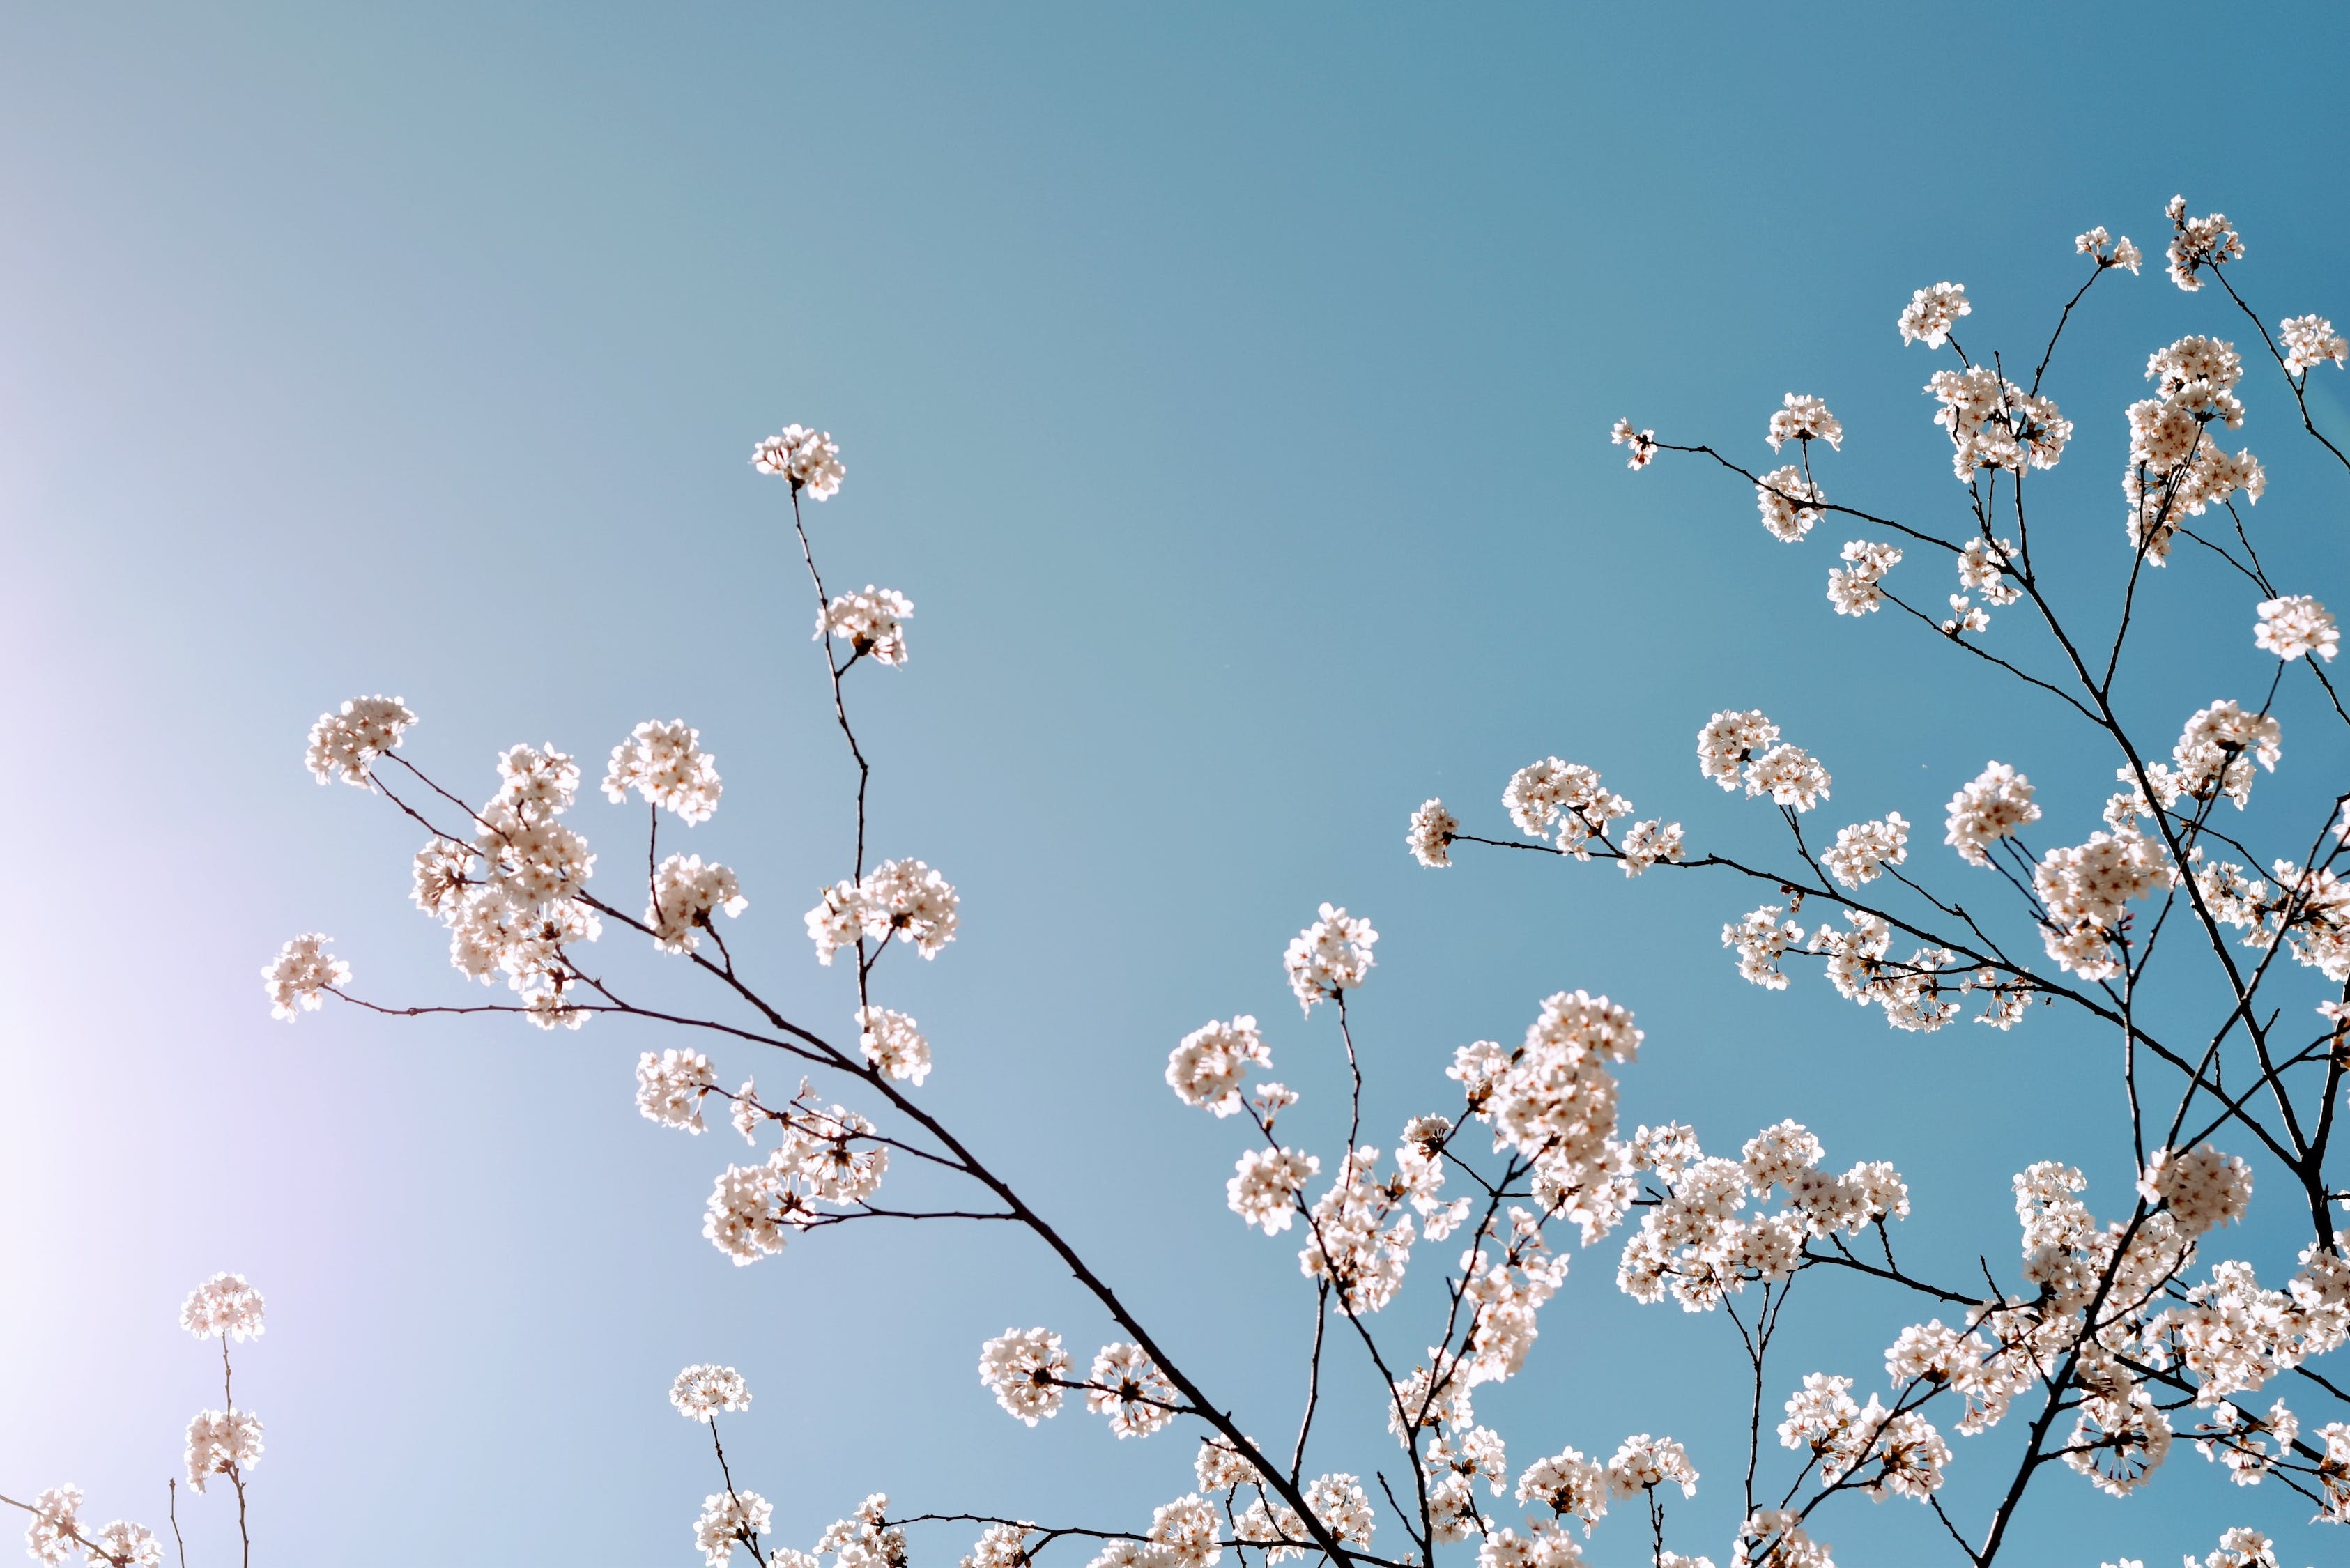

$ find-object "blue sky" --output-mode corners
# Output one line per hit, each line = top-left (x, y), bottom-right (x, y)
(5, 4), (2349, 1564)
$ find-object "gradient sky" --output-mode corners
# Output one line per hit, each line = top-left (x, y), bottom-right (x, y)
(6, 4), (2350, 1565)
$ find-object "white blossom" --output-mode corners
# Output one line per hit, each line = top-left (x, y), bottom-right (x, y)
(1407, 797), (1459, 867)
(1767, 394), (1842, 452)
(1755, 465), (1825, 542)
(1167, 1017), (1271, 1116)
(2279, 314), (2347, 375)
(1283, 903), (1374, 1014)
(1897, 282), (1969, 348)
(184, 1408), (263, 1493)
(978, 1327), (1070, 1425)
(650, 854), (748, 953)
(305, 694), (416, 787)
(604, 720), (723, 824)
(857, 1006), (932, 1085)
(2254, 594), (2336, 663)
(261, 933), (348, 1020)
(670, 1364), (751, 1422)
(751, 423), (843, 498)
(1944, 763), (2038, 866)
(819, 586), (913, 666)
(180, 1273), (265, 1342)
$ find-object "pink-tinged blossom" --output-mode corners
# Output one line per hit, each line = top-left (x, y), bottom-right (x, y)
(650, 854), (747, 953)
(1897, 282), (1969, 348)
(1944, 763), (2039, 866)
(1167, 1016), (1270, 1116)
(1610, 417), (1657, 470)
(1767, 394), (1842, 452)
(2254, 595), (2337, 662)
(262, 933), (348, 1020)
(2137, 1145), (2252, 1238)
(305, 694), (416, 787)
(1406, 797), (1459, 867)
(2075, 226), (2142, 272)
(751, 423), (843, 498)
(819, 586), (913, 666)
(1698, 710), (1778, 790)
(1755, 465), (1825, 542)
(1229, 1147), (1319, 1234)
(1086, 1343), (1178, 1438)
(695, 1489), (774, 1568)
(2279, 315), (2347, 375)
(857, 1006), (932, 1085)
(180, 1273), (265, 1342)
(184, 1408), (263, 1492)
(637, 1048), (716, 1132)
(670, 1364), (751, 1422)
(1827, 539), (1900, 615)
(604, 720), (723, 824)
(2165, 196), (2243, 291)
(978, 1327), (1070, 1425)
(1284, 903), (1374, 1015)
(805, 859), (962, 964)
(1503, 758), (1633, 856)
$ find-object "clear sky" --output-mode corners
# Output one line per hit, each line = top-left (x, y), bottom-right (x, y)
(5, 4), (2349, 1564)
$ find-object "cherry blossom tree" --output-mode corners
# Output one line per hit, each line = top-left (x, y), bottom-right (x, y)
(17, 197), (2350, 1568)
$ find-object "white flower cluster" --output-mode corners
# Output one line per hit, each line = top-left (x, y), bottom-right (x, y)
(670, 1363), (752, 1422)
(1694, 710), (1829, 811)
(180, 1273), (266, 1341)
(1084, 1342), (1179, 1439)
(2075, 226), (2142, 272)
(605, 720), (723, 824)
(2124, 334), (2264, 563)
(1282, 902), (1375, 1015)
(183, 1408), (263, 1496)
(819, 586), (913, 666)
(2164, 194), (2243, 291)
(1609, 416), (1658, 469)
(751, 423), (844, 499)
(696, 1488), (776, 1568)
(702, 1091), (889, 1264)
(261, 932), (348, 1021)
(1777, 1372), (1950, 1500)
(2279, 314), (2347, 375)
(22, 1485), (164, 1568)
(637, 1047), (717, 1133)
(1897, 281), (1969, 348)
(2165, 698), (2282, 810)
(400, 741), (604, 1028)
(2191, 855), (2350, 983)
(856, 1006), (932, 1085)
(1826, 539), (1900, 616)
(2033, 829), (2169, 981)
(1943, 762), (2038, 866)
(1821, 812), (1907, 889)
(2136, 1145), (2253, 1238)
(1618, 1121), (1906, 1312)
(978, 1326), (1070, 1426)
(2253, 594), (2337, 663)
(1228, 1146), (1320, 1235)
(1926, 364), (2071, 484)
(1765, 393), (1841, 452)
(805, 858), (961, 965)
(1503, 758), (1633, 856)
(1167, 1016), (1272, 1117)
(1956, 535), (2022, 611)
(1753, 464), (1825, 542)
(305, 693), (417, 787)
(1406, 797), (1459, 867)
(651, 853), (748, 954)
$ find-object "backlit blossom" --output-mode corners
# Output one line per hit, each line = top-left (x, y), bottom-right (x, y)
(979, 1327), (1070, 1425)
(604, 721), (723, 824)
(2280, 314), (2347, 375)
(262, 933), (348, 1020)
(1229, 1147), (1319, 1234)
(1767, 394), (1841, 452)
(805, 859), (962, 964)
(184, 1409), (263, 1492)
(1898, 282), (1969, 348)
(2165, 195), (2243, 291)
(650, 854), (748, 953)
(1407, 798), (1459, 867)
(1755, 465), (1825, 542)
(670, 1364), (751, 1422)
(1604, 1433), (1698, 1498)
(1086, 1343), (1178, 1438)
(1822, 812), (1907, 889)
(24, 1486), (82, 1567)
(1611, 417), (1657, 470)
(1698, 710), (1778, 790)
(2138, 1145), (2252, 1238)
(1284, 903), (1374, 1014)
(1958, 536), (2022, 606)
(637, 1048), (716, 1132)
(1618, 818), (1683, 876)
(751, 423), (843, 498)
(1167, 1017), (1271, 1116)
(2254, 594), (2336, 662)
(2075, 226), (2142, 272)
(180, 1274), (265, 1342)
(695, 1489), (774, 1567)
(819, 587), (913, 666)
(1744, 743), (1829, 811)
(1826, 539), (1900, 615)
(1503, 758), (1633, 856)
(857, 1006), (932, 1085)
(1724, 907), (1803, 989)
(1944, 763), (2038, 866)
(305, 694), (416, 787)
(1927, 365), (2071, 482)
